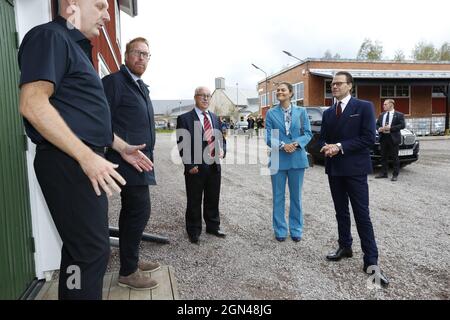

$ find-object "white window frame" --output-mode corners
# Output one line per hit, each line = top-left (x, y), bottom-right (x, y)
(272, 90), (278, 105)
(381, 85), (410, 98)
(115, 0), (121, 49)
(292, 82), (304, 102)
(98, 53), (111, 78)
(260, 93), (268, 107)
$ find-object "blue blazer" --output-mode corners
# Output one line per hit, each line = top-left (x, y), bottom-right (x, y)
(318, 97), (376, 176)
(176, 109), (226, 175)
(102, 65), (156, 186)
(265, 104), (313, 171)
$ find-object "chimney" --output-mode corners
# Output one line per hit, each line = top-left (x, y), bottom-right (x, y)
(215, 77), (225, 90)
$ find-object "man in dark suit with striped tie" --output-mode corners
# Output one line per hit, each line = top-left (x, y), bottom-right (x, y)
(376, 99), (406, 181)
(318, 71), (389, 287)
(176, 87), (226, 244)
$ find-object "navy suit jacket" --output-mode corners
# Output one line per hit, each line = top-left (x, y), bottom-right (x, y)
(318, 97), (376, 176)
(376, 111), (405, 145)
(176, 109), (225, 175)
(102, 65), (156, 186)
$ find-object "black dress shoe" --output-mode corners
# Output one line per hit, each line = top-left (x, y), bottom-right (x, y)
(326, 247), (353, 261)
(188, 235), (199, 244)
(375, 174), (388, 179)
(206, 229), (226, 238)
(364, 265), (389, 287)
(391, 176), (398, 181)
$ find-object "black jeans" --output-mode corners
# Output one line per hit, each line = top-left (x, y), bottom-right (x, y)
(119, 185), (151, 276)
(34, 145), (110, 300)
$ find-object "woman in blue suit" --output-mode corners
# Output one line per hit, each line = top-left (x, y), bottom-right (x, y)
(265, 82), (312, 242)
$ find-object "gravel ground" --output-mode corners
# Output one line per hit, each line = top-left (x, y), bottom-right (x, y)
(107, 133), (450, 300)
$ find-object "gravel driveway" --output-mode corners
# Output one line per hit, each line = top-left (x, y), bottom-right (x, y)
(108, 133), (450, 300)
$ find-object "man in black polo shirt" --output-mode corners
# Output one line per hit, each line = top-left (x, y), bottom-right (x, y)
(18, 0), (153, 300)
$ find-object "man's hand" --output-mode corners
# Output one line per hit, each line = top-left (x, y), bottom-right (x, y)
(320, 144), (340, 158)
(79, 151), (127, 197)
(119, 143), (154, 173)
(384, 125), (391, 133)
(189, 166), (199, 175)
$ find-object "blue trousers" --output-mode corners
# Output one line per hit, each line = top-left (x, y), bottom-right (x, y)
(270, 169), (305, 238)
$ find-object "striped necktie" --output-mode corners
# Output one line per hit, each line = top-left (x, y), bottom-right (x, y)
(202, 112), (215, 157)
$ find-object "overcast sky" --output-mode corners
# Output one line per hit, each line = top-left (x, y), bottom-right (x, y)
(121, 0), (450, 100)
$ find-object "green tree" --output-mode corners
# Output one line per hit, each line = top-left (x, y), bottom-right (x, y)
(357, 38), (383, 60)
(393, 50), (406, 61)
(323, 50), (341, 59)
(438, 42), (450, 61)
(412, 41), (438, 61)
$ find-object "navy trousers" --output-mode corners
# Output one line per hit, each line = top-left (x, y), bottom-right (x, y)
(119, 185), (151, 276)
(328, 175), (378, 267)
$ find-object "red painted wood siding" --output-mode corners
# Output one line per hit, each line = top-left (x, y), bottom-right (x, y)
(92, 0), (122, 73)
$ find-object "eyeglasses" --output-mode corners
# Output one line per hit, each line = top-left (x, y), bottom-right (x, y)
(195, 94), (211, 100)
(330, 81), (348, 87)
(128, 50), (151, 60)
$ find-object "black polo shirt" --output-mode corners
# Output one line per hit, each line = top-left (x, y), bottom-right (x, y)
(18, 16), (113, 147)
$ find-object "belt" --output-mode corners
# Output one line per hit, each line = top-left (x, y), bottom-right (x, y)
(37, 142), (108, 154)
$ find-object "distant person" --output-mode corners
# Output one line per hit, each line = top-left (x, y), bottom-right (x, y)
(18, 1), (152, 299)
(318, 71), (389, 287)
(102, 37), (159, 290)
(247, 116), (255, 137)
(256, 115), (264, 136)
(176, 87), (226, 244)
(265, 82), (312, 242)
(376, 99), (405, 181)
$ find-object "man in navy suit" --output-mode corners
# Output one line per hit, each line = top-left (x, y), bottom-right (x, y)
(319, 71), (389, 287)
(102, 37), (160, 290)
(176, 87), (226, 244)
(376, 99), (406, 181)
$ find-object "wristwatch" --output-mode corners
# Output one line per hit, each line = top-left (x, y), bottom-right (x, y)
(336, 143), (343, 154)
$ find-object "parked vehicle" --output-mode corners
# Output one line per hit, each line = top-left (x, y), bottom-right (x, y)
(304, 106), (420, 167)
(234, 121), (248, 133)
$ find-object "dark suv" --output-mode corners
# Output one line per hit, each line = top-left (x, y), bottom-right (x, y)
(305, 107), (420, 167)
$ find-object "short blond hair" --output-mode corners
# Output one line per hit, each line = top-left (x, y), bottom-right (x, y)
(125, 37), (149, 54)
(385, 99), (395, 107)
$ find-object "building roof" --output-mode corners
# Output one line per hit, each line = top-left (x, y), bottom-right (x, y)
(222, 86), (259, 106)
(152, 100), (194, 115)
(310, 69), (450, 79)
(257, 58), (450, 84)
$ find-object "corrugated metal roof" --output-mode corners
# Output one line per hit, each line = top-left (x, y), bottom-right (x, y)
(310, 69), (450, 79)
(152, 100), (194, 115)
(222, 86), (258, 106)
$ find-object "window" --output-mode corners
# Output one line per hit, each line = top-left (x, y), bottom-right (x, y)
(292, 82), (304, 102)
(272, 90), (278, 105)
(98, 54), (110, 78)
(115, 1), (121, 48)
(396, 85), (410, 97)
(381, 85), (410, 98)
(381, 85), (395, 97)
(325, 80), (357, 98)
(325, 80), (332, 98)
(260, 93), (268, 107)
(433, 86), (446, 98)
